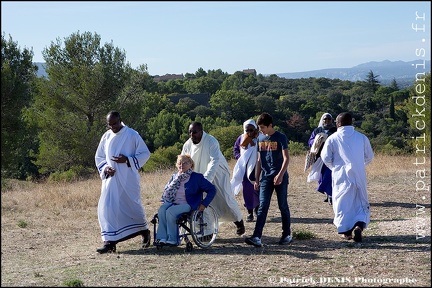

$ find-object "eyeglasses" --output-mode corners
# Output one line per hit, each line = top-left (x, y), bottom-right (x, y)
(245, 129), (255, 133)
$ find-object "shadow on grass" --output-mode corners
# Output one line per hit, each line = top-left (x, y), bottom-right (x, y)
(118, 234), (430, 259)
(370, 201), (431, 209)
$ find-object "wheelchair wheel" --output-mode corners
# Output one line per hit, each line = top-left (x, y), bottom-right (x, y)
(186, 241), (193, 252)
(190, 205), (218, 248)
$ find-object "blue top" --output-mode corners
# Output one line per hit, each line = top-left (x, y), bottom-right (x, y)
(165, 172), (216, 210)
(257, 131), (288, 177)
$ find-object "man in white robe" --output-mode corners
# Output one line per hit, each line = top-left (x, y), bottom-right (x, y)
(95, 111), (151, 253)
(321, 112), (374, 242)
(181, 122), (245, 235)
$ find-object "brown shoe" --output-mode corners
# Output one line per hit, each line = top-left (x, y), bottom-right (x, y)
(353, 226), (362, 242)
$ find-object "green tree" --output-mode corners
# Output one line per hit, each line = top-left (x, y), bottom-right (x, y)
(26, 31), (131, 175)
(406, 73), (430, 154)
(184, 76), (220, 95)
(145, 110), (190, 150)
(1, 33), (38, 179)
(390, 78), (399, 91)
(209, 89), (254, 122)
(365, 70), (380, 93)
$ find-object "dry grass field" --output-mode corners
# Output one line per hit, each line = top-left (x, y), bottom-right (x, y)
(1, 155), (431, 287)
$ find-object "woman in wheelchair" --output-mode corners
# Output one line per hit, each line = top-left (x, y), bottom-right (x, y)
(155, 154), (216, 246)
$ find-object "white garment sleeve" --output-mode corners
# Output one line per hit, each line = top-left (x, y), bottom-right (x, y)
(204, 136), (221, 183)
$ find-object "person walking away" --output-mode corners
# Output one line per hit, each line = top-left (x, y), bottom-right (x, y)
(320, 112), (374, 242)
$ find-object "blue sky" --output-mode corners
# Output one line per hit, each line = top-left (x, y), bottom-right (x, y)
(2, 1), (430, 76)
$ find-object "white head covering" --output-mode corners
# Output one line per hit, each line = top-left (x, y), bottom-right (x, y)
(243, 119), (257, 131)
(318, 113), (332, 128)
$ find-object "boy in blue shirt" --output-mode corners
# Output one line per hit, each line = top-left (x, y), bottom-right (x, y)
(245, 112), (292, 247)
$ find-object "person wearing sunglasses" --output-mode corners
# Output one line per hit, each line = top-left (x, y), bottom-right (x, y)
(95, 111), (152, 253)
(231, 119), (260, 222)
(306, 113), (337, 205)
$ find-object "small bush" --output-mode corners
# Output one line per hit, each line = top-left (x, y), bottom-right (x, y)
(63, 278), (84, 287)
(47, 166), (93, 183)
(289, 141), (307, 156)
(293, 230), (316, 240)
(17, 220), (28, 228)
(143, 145), (181, 172)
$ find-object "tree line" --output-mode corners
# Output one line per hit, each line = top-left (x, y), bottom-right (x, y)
(1, 31), (430, 182)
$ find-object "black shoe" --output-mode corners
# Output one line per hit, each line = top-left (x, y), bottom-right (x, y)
(353, 226), (362, 242)
(246, 213), (254, 222)
(234, 220), (246, 235)
(142, 229), (151, 248)
(96, 243), (116, 254)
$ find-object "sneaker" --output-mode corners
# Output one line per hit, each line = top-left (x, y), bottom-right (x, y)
(353, 226), (362, 242)
(246, 213), (254, 222)
(278, 235), (292, 245)
(245, 236), (262, 247)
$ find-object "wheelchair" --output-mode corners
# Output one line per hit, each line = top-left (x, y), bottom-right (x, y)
(150, 205), (219, 252)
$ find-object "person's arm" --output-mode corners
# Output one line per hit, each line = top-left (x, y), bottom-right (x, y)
(233, 135), (241, 160)
(253, 153), (262, 191)
(274, 148), (289, 185)
(95, 134), (112, 179)
(308, 130), (316, 148)
(320, 140), (334, 169)
(199, 175), (217, 211)
(203, 137), (221, 182)
(363, 136), (374, 165)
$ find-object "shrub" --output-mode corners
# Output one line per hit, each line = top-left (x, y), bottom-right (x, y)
(289, 141), (306, 156)
(143, 145), (181, 172)
(63, 278), (84, 287)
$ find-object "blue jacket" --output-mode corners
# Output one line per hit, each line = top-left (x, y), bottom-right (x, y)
(166, 172), (217, 210)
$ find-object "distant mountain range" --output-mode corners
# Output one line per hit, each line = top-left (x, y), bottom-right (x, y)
(274, 60), (431, 88)
(35, 60), (430, 89)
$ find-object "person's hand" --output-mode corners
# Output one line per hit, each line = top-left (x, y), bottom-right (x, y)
(104, 166), (116, 177)
(198, 204), (206, 212)
(111, 154), (127, 163)
(254, 181), (260, 190)
(274, 175), (282, 186)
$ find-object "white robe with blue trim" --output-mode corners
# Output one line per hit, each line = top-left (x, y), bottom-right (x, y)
(95, 125), (151, 242)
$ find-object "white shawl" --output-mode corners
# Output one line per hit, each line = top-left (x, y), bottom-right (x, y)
(231, 135), (257, 195)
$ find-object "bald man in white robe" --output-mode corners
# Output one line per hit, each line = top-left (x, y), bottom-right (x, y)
(321, 112), (374, 242)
